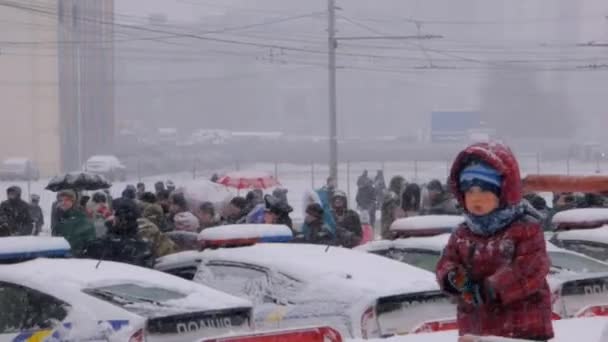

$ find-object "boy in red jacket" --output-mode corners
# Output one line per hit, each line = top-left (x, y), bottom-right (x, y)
(436, 142), (554, 341)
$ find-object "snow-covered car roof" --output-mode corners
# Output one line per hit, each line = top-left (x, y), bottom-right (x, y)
(0, 258), (250, 315)
(158, 244), (438, 296)
(0, 236), (70, 260)
(390, 215), (463, 233)
(552, 208), (608, 224)
(554, 226), (608, 245)
(356, 234), (451, 253)
(86, 155), (122, 164)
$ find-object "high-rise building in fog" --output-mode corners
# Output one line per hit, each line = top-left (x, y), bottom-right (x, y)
(58, 0), (115, 171)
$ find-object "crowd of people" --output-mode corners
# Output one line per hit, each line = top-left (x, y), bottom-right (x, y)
(0, 163), (607, 269)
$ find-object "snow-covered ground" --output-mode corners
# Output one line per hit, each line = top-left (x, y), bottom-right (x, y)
(6, 158), (608, 235)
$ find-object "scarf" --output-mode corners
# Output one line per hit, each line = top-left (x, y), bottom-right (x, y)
(465, 204), (525, 237)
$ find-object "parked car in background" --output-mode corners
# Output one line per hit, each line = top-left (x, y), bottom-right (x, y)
(83, 155), (127, 181)
(0, 158), (39, 181)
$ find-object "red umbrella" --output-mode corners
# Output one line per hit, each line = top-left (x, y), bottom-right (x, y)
(217, 171), (280, 190)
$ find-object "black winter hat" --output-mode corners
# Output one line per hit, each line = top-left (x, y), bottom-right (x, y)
(427, 180), (443, 193)
(230, 196), (248, 210)
(305, 203), (324, 218)
(122, 187), (136, 200)
(7, 186), (21, 197)
(114, 198), (141, 221)
(92, 192), (107, 204)
(140, 192), (157, 204)
(264, 195), (293, 215)
(170, 192), (188, 210)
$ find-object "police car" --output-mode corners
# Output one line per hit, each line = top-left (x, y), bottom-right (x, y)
(155, 224), (455, 339)
(357, 215), (608, 319)
(0, 236), (253, 342)
(550, 208), (608, 261)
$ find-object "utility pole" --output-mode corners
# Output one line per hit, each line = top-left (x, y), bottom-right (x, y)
(328, 0), (338, 183)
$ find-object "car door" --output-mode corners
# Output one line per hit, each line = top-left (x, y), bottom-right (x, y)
(0, 281), (70, 342)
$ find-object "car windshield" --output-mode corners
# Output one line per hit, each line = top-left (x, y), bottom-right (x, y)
(84, 284), (185, 306)
(373, 249), (441, 272)
(549, 251), (608, 274)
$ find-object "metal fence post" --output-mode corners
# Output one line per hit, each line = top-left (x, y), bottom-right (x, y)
(311, 162), (315, 188)
(346, 161), (351, 199)
(274, 162), (279, 181)
(414, 160), (419, 182)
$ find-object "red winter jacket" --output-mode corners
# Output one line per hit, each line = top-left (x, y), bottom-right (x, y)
(436, 142), (554, 340)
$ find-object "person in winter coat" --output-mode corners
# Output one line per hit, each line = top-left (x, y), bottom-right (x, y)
(166, 180), (176, 194)
(88, 192), (112, 238)
(0, 186), (33, 236)
(154, 181), (166, 196)
(401, 183), (421, 217)
(83, 199), (154, 267)
(436, 142), (554, 341)
(263, 194), (294, 229)
(50, 193), (62, 234)
(52, 190), (96, 256)
(331, 190), (362, 248)
(298, 203), (336, 245)
(137, 205), (176, 258)
(272, 188), (289, 206)
(221, 197), (248, 225)
(136, 182), (146, 200)
(301, 189), (335, 234)
(196, 202), (218, 231)
(174, 212), (200, 232)
(380, 176), (405, 239)
(374, 170), (387, 204)
(424, 180), (460, 215)
(356, 175), (377, 227)
(29, 194), (44, 235)
(357, 170), (372, 188)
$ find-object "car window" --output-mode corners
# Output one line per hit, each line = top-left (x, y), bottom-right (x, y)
(372, 249), (441, 272)
(166, 266), (198, 281)
(559, 240), (608, 262)
(549, 251), (608, 273)
(0, 282), (69, 334)
(85, 283), (185, 304)
(205, 263), (271, 303)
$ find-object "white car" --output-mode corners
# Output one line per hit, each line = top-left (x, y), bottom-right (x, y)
(357, 215), (608, 319)
(550, 208), (608, 261)
(0, 237), (253, 342)
(156, 224), (455, 339)
(83, 155), (127, 181)
(0, 158), (39, 181)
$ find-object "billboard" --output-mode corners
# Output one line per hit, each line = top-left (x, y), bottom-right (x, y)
(431, 111), (481, 143)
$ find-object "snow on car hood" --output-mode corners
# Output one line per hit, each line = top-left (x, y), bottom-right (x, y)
(201, 243), (439, 297)
(0, 258), (250, 315)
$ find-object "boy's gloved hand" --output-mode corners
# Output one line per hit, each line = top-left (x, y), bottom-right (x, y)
(447, 269), (496, 306)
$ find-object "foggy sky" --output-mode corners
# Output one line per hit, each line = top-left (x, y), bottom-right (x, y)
(114, 0), (608, 142)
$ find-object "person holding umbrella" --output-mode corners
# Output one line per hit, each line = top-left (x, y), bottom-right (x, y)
(52, 190), (96, 256)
